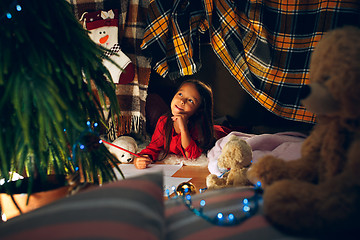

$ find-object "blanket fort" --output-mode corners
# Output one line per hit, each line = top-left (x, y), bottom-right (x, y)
(141, 0), (359, 124)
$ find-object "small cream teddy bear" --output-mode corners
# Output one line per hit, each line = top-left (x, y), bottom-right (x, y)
(206, 135), (253, 189)
(105, 136), (138, 163)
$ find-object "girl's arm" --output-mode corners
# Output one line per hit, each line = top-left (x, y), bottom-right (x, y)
(172, 114), (202, 158)
(137, 116), (167, 162)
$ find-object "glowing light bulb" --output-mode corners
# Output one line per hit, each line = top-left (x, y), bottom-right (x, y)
(243, 205), (250, 212)
(186, 195), (191, 201)
(200, 200), (206, 207)
(2, 213), (7, 222)
(256, 181), (262, 187)
(16, 4), (22, 11)
(86, 121), (91, 126)
(217, 213), (224, 220)
(6, 13), (12, 19)
(94, 122), (98, 127)
(228, 214), (234, 221)
(80, 144), (85, 150)
(243, 198), (249, 204)
(99, 139), (103, 144)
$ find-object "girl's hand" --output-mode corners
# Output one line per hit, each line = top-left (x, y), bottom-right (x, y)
(134, 155), (152, 169)
(172, 114), (188, 133)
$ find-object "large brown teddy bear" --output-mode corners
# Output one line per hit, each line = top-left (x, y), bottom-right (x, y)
(247, 26), (360, 237)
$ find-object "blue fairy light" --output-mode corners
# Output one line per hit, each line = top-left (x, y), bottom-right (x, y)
(243, 205), (250, 212)
(1, 1), (22, 21)
(169, 180), (262, 227)
(99, 139), (103, 144)
(86, 121), (91, 126)
(199, 188), (207, 193)
(80, 144), (85, 150)
(256, 181), (262, 187)
(94, 122), (98, 127)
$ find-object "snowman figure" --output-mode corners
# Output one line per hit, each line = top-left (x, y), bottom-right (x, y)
(82, 9), (134, 84)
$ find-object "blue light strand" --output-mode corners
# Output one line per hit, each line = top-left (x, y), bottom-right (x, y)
(1, 1), (21, 21)
(170, 183), (263, 227)
(71, 121), (100, 171)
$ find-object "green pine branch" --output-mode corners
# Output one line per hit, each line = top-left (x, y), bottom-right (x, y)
(0, 0), (123, 195)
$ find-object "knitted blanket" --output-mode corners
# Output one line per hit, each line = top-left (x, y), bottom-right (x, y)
(141, 0), (360, 124)
(68, 0), (151, 140)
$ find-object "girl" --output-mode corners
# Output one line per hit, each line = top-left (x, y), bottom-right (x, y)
(134, 79), (215, 169)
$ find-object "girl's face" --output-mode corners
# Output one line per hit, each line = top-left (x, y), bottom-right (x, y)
(171, 82), (201, 119)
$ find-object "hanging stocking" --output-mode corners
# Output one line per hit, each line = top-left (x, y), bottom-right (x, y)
(82, 9), (135, 84)
(81, 9), (135, 140)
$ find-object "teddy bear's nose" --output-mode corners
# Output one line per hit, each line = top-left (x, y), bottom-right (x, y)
(300, 85), (311, 100)
(127, 158), (132, 162)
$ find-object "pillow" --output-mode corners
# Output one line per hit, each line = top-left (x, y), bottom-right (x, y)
(165, 186), (307, 240)
(0, 172), (164, 240)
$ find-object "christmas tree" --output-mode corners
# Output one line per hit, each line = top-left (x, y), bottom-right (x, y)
(0, 0), (122, 194)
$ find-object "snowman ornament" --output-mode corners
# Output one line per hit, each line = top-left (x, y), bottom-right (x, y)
(82, 9), (134, 84)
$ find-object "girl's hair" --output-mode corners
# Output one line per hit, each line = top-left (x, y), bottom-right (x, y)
(160, 79), (215, 160)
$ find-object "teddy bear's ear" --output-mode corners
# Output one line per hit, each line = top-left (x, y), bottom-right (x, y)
(308, 26), (360, 120)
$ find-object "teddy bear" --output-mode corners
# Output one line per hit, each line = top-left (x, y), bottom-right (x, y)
(206, 135), (253, 189)
(246, 26), (360, 236)
(104, 136), (138, 163)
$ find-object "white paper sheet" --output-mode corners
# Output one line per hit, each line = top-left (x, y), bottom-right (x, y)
(113, 163), (192, 196)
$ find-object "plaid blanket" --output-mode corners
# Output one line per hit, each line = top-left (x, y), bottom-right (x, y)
(67, 0), (151, 139)
(141, 0), (360, 123)
(140, 0), (208, 80)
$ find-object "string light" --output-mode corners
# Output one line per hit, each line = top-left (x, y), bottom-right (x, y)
(1, 1), (22, 21)
(168, 182), (263, 226)
(71, 121), (101, 169)
(69, 121), (263, 227)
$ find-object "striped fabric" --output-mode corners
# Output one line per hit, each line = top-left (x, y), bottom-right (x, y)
(68, 0), (151, 138)
(141, 0), (360, 123)
(165, 187), (307, 240)
(0, 172), (165, 240)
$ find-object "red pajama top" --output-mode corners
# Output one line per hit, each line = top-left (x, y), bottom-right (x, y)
(139, 116), (202, 161)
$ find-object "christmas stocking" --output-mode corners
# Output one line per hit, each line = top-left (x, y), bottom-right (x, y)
(82, 9), (134, 84)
